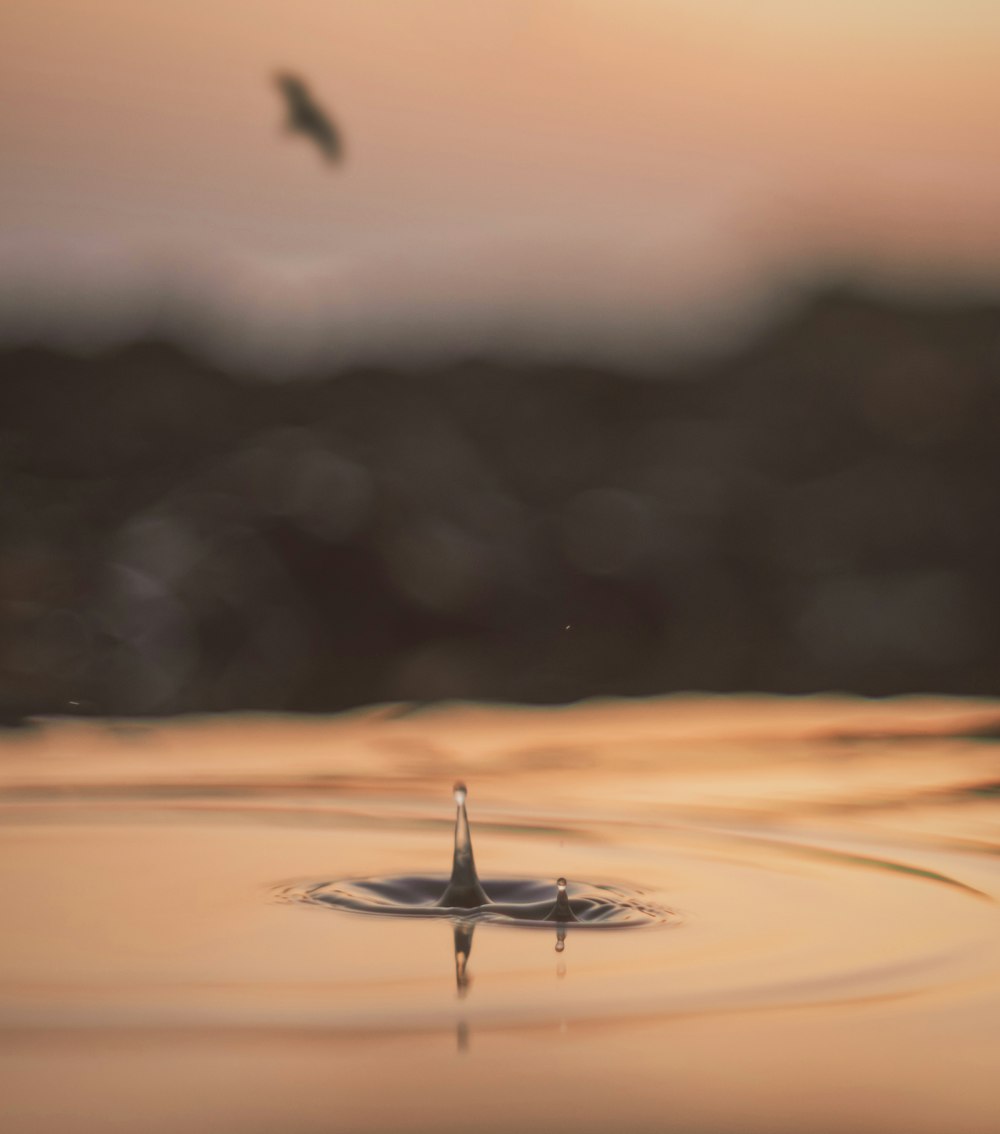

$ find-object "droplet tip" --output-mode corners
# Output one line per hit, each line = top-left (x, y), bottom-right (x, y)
(453, 781), (468, 805)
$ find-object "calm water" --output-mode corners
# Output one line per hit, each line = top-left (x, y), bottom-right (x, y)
(2, 696), (1000, 1134)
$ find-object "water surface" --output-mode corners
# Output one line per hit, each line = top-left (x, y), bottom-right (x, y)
(1, 696), (1000, 1133)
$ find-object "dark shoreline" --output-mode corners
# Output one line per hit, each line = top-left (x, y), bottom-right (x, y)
(2, 284), (999, 718)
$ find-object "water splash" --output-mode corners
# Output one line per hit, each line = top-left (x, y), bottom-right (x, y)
(546, 877), (578, 923)
(278, 783), (673, 929)
(439, 782), (490, 909)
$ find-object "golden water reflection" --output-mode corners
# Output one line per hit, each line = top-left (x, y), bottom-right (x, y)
(1, 695), (999, 1133)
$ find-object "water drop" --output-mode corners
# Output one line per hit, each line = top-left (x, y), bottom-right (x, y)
(439, 782), (490, 908)
(546, 876), (578, 923)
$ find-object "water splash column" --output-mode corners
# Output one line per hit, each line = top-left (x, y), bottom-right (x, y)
(439, 782), (490, 908)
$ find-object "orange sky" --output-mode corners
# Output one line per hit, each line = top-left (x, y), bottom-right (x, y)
(1, 1), (998, 367)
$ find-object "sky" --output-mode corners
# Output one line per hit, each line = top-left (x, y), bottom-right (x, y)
(1, 0), (999, 371)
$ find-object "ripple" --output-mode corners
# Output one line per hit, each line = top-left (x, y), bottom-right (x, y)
(279, 873), (674, 927)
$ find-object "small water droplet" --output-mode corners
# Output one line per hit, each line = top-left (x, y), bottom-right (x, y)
(546, 876), (578, 923)
(453, 781), (467, 806)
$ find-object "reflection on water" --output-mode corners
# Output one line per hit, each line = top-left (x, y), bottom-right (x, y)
(453, 922), (474, 998)
(1, 697), (1000, 1133)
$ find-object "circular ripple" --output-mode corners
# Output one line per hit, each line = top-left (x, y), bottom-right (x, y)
(280, 873), (674, 927)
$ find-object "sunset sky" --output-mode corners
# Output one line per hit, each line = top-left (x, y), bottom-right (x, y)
(2, 1), (998, 369)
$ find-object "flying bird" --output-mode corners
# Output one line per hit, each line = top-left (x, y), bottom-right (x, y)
(274, 72), (344, 165)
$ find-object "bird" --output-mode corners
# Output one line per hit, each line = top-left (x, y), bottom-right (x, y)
(273, 71), (344, 164)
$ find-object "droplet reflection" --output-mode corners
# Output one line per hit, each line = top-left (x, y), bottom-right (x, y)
(453, 921), (474, 998)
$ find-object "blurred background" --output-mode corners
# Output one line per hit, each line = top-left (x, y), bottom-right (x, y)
(2, 0), (999, 718)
